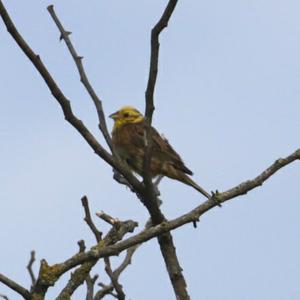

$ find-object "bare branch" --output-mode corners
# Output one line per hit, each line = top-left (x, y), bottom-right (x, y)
(0, 0), (143, 195)
(40, 148), (300, 280)
(1, 148), (298, 298)
(56, 216), (138, 299)
(26, 250), (36, 290)
(104, 258), (125, 300)
(94, 283), (114, 300)
(113, 245), (139, 278)
(96, 211), (119, 226)
(82, 196), (103, 242)
(145, 0), (178, 123)
(86, 274), (98, 300)
(47, 5), (113, 152)
(56, 261), (96, 300)
(0, 274), (30, 300)
(94, 245), (138, 300)
(0, 294), (9, 300)
(143, 2), (189, 297)
(78, 240), (87, 253)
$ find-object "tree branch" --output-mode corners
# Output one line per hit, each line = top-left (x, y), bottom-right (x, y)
(1, 148), (299, 297)
(26, 250), (36, 290)
(0, 274), (30, 300)
(47, 5), (113, 152)
(56, 213), (138, 300)
(104, 258), (125, 300)
(85, 274), (98, 300)
(94, 283), (114, 300)
(145, 0), (178, 123)
(143, 1), (190, 299)
(34, 148), (300, 281)
(0, 0), (143, 195)
(82, 196), (103, 242)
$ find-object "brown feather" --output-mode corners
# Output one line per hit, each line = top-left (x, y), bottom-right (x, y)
(112, 121), (192, 177)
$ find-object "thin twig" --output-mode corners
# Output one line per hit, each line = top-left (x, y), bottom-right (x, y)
(94, 245), (138, 300)
(145, 0), (178, 123)
(96, 211), (119, 226)
(86, 274), (98, 300)
(94, 284), (114, 300)
(0, 274), (30, 300)
(104, 258), (125, 300)
(114, 245), (139, 278)
(47, 5), (113, 152)
(26, 250), (36, 289)
(0, 294), (9, 300)
(78, 240), (86, 253)
(81, 196), (102, 242)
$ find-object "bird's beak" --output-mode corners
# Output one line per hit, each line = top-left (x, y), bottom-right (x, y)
(109, 111), (118, 120)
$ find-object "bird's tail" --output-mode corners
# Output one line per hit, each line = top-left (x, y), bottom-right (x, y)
(181, 175), (211, 199)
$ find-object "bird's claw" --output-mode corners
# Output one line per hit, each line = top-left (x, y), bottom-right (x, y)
(210, 190), (222, 207)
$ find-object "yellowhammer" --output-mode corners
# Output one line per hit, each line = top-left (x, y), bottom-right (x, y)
(110, 106), (210, 198)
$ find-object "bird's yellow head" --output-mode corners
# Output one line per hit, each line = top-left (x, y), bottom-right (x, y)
(109, 106), (144, 131)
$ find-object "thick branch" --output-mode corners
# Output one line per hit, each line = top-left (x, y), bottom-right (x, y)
(47, 5), (113, 152)
(0, 274), (30, 300)
(56, 261), (97, 300)
(35, 148), (300, 281)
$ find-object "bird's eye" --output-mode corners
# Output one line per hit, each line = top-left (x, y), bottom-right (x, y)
(123, 113), (129, 118)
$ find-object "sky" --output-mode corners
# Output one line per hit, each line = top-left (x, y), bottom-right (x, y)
(1, 0), (300, 299)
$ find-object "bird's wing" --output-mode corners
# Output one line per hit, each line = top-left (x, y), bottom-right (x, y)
(124, 122), (193, 175)
(150, 126), (193, 175)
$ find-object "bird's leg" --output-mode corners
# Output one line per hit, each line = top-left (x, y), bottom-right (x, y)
(112, 169), (135, 192)
(154, 175), (164, 187)
(153, 175), (164, 197)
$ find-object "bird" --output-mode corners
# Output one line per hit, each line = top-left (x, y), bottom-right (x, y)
(109, 106), (211, 198)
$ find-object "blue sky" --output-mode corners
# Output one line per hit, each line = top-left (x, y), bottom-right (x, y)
(1, 1), (300, 299)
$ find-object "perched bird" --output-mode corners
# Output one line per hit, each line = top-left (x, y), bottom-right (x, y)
(109, 106), (211, 198)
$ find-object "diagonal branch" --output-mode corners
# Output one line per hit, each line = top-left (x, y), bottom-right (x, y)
(82, 196), (102, 242)
(0, 274), (30, 300)
(47, 5), (113, 152)
(0, 0), (143, 194)
(3, 145), (297, 298)
(34, 148), (300, 282)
